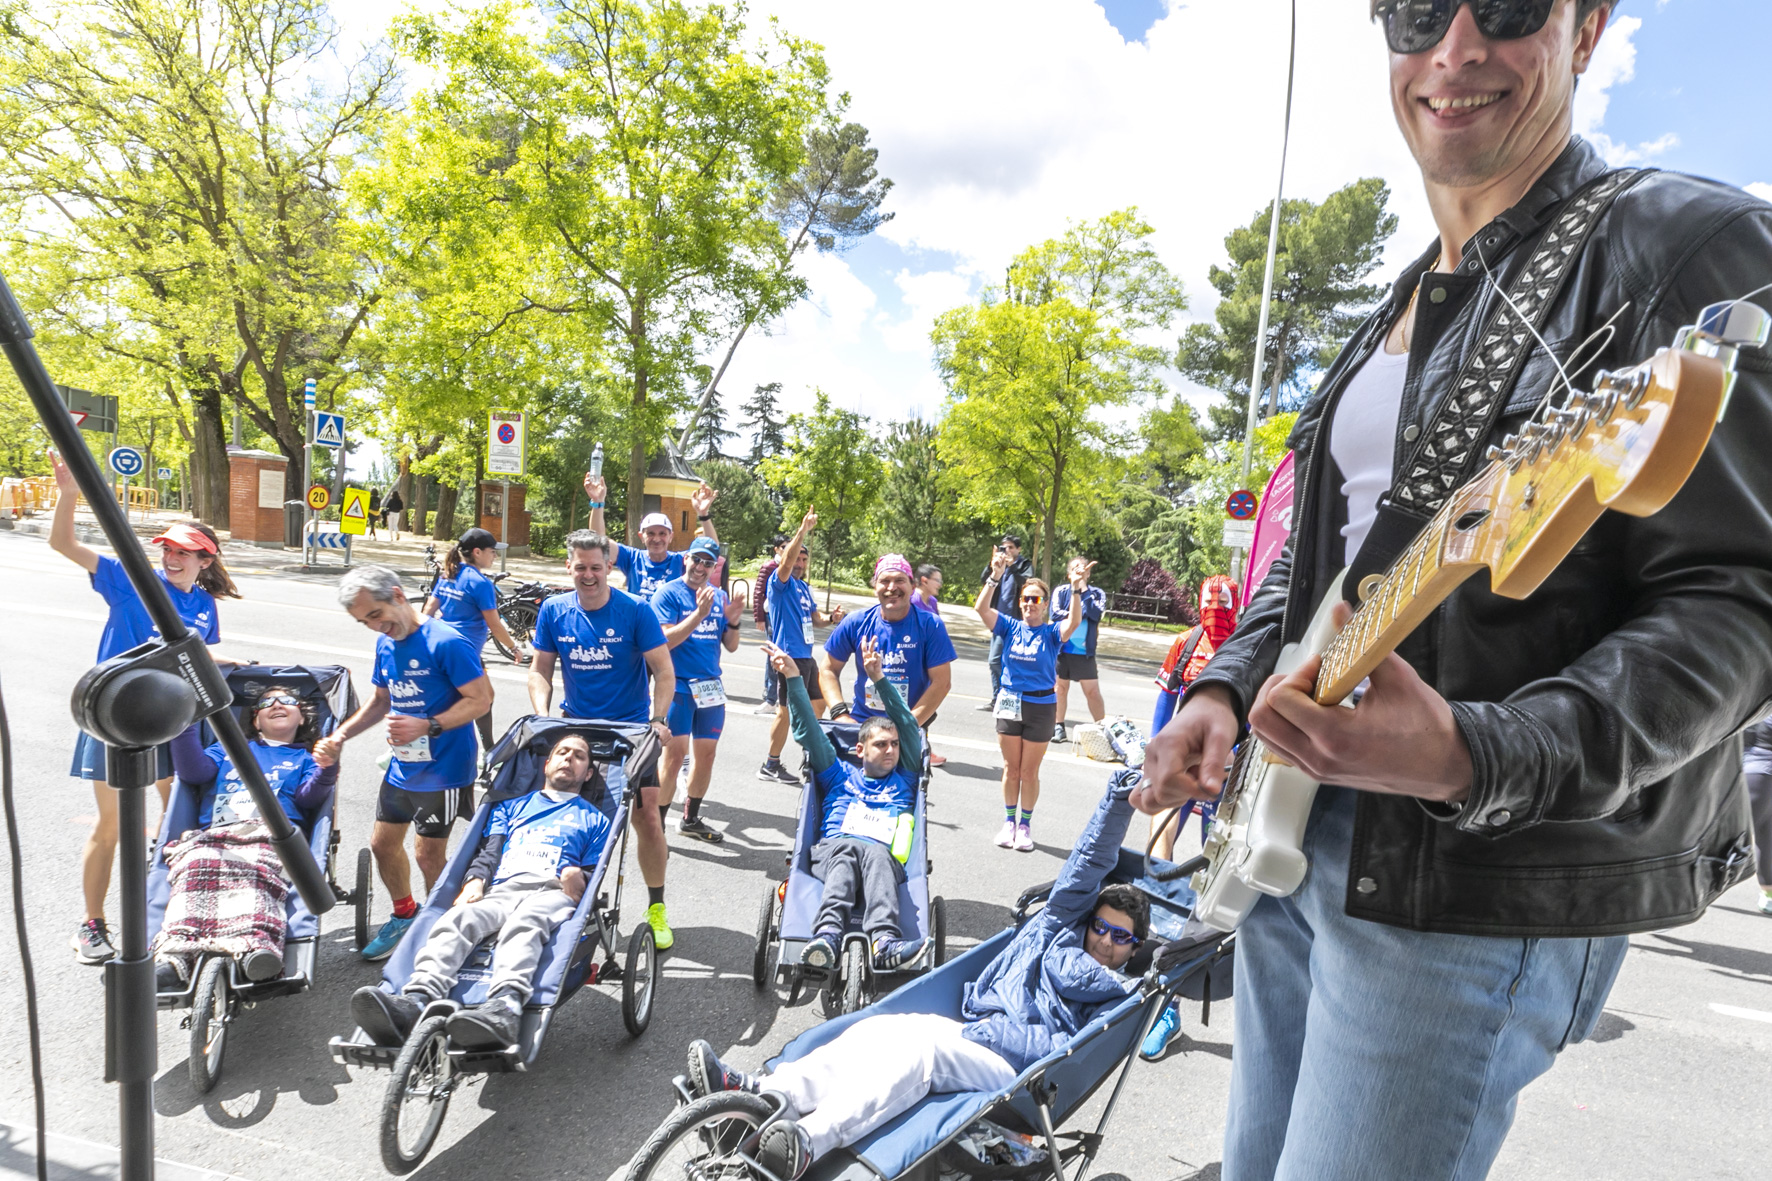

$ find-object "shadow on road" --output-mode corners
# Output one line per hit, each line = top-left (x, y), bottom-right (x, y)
(1637, 932), (1772, 983)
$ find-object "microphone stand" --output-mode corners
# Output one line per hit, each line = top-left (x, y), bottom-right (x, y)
(0, 270), (334, 1181)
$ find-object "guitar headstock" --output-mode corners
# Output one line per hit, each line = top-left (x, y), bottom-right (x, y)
(1447, 300), (1769, 599)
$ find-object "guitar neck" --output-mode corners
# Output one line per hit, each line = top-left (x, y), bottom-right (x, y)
(1312, 498), (1482, 706)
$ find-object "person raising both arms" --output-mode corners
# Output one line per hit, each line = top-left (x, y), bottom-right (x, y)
(650, 537), (745, 843)
(975, 554), (1087, 852)
(47, 450), (239, 965)
(817, 554), (955, 771)
(1138, 4), (1772, 1177)
(320, 565), (493, 962)
(583, 473), (718, 601)
(757, 511), (846, 785)
(423, 527), (529, 750)
(526, 531), (679, 949)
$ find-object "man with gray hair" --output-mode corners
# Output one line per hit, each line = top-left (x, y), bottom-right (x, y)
(317, 565), (493, 961)
(527, 531), (679, 948)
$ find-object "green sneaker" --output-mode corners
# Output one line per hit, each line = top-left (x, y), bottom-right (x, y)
(646, 902), (674, 950)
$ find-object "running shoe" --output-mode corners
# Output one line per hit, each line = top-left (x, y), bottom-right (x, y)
(1760, 889), (1772, 916)
(994, 821), (1017, 849)
(446, 992), (522, 1050)
(1013, 823), (1035, 853)
(646, 902), (675, 950)
(975, 699), (996, 712)
(802, 931), (839, 970)
(1053, 723), (1068, 743)
(360, 914), (415, 962)
(757, 1120), (812, 1180)
(757, 760), (799, 785)
(352, 987), (424, 1047)
(872, 935), (927, 971)
(686, 1038), (758, 1099)
(678, 816), (726, 843)
(71, 918), (114, 965)
(1140, 1001), (1181, 1061)
(928, 752), (947, 767)
(752, 703), (779, 716)
(154, 960), (186, 994)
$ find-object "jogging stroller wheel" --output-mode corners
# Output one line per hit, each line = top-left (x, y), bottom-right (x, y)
(188, 956), (232, 1094)
(931, 895), (948, 967)
(353, 847), (374, 952)
(839, 940), (867, 1016)
(380, 1015), (454, 1174)
(626, 1091), (776, 1181)
(751, 882), (778, 990)
(622, 924), (657, 1037)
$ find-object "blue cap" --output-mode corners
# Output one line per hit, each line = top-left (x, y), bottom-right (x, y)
(688, 537), (721, 560)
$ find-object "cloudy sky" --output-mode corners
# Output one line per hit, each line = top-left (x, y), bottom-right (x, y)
(335, 0), (1772, 446)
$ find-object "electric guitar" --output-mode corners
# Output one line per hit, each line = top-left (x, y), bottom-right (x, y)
(1188, 300), (1770, 933)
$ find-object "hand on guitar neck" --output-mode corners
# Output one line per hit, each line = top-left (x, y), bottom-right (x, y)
(1132, 599), (1473, 816)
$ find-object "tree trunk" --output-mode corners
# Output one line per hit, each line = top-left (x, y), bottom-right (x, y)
(188, 381), (231, 528)
(431, 482), (459, 541)
(412, 474), (433, 536)
(627, 307), (650, 538)
(1041, 460), (1064, 585)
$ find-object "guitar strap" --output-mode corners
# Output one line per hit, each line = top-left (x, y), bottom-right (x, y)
(1343, 168), (1647, 602)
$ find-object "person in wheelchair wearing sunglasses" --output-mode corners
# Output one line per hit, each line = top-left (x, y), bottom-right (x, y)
(1141, 2), (1772, 1179)
(684, 781), (1149, 1180)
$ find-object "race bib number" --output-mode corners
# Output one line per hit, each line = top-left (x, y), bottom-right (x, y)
(864, 674), (910, 713)
(690, 677), (727, 708)
(801, 616), (815, 646)
(501, 832), (565, 877)
(994, 691), (1022, 721)
(212, 785), (259, 826)
(389, 727), (433, 763)
(839, 803), (898, 845)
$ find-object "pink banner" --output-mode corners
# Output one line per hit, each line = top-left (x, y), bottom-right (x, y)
(1242, 450), (1295, 604)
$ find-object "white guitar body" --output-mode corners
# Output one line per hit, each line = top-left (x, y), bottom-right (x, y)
(1189, 570), (1349, 933)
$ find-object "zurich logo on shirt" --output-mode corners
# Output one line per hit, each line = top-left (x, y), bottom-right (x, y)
(1011, 633), (1045, 657)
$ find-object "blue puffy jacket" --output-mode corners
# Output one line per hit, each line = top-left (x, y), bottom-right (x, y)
(960, 776), (1139, 1072)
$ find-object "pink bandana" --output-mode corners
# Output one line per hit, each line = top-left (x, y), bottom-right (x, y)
(873, 554), (913, 584)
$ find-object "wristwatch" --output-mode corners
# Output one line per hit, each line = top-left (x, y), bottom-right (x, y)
(427, 718), (443, 738)
(650, 714), (669, 728)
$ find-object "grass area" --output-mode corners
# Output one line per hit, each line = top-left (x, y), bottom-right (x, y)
(1105, 617), (1188, 634)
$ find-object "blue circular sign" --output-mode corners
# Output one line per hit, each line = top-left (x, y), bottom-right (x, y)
(108, 446), (145, 477)
(496, 422), (517, 444)
(1224, 489), (1258, 521)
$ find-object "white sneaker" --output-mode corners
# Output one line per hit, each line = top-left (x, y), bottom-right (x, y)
(1013, 823), (1034, 852)
(994, 820), (1017, 848)
(1759, 889), (1772, 916)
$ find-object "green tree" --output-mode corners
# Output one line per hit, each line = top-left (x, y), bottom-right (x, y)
(684, 386), (739, 460)
(1180, 412), (1295, 586)
(391, 0), (830, 538)
(933, 208), (1187, 582)
(760, 392), (884, 603)
(739, 381), (788, 464)
(697, 456), (776, 560)
(1180, 178), (1396, 440)
(870, 417), (965, 565)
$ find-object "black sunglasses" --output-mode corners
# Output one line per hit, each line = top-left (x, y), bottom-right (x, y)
(1088, 916), (1141, 947)
(1371, 0), (1557, 54)
(689, 555), (716, 566)
(255, 693), (301, 710)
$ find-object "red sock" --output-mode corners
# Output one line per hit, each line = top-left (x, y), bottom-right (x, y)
(391, 895), (418, 919)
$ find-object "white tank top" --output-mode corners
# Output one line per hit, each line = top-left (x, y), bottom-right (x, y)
(1328, 344), (1409, 566)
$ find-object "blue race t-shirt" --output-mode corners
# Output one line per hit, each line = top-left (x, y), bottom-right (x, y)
(372, 617), (485, 791)
(993, 613), (1061, 703)
(197, 740), (322, 828)
(766, 574), (819, 658)
(650, 577), (730, 686)
(531, 589), (667, 723)
(814, 760), (916, 845)
(434, 564), (498, 652)
(90, 555), (220, 661)
(823, 603), (959, 720)
(616, 545), (685, 601)
(1052, 585), (1105, 657)
(486, 790), (614, 887)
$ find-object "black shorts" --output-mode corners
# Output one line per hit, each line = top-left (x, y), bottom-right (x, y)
(996, 697), (1058, 742)
(376, 780), (474, 839)
(794, 657), (821, 688)
(1057, 652), (1098, 682)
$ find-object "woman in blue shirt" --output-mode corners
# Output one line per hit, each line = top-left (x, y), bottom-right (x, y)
(158, 688), (340, 986)
(975, 552), (1084, 853)
(423, 527), (527, 750)
(48, 451), (239, 965)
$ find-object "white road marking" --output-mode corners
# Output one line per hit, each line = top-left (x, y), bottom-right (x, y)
(1709, 1002), (1772, 1024)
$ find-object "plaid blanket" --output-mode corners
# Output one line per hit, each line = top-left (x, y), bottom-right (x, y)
(153, 819), (288, 975)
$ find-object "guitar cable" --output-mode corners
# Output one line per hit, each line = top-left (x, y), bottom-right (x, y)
(0, 669), (50, 1181)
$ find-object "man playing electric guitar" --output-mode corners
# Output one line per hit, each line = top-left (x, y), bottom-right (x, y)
(1136, 3), (1772, 1179)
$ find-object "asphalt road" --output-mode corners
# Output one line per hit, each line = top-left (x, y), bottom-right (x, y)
(0, 530), (1766, 1181)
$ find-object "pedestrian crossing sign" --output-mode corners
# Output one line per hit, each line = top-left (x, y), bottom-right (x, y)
(314, 411), (345, 449)
(340, 486), (371, 535)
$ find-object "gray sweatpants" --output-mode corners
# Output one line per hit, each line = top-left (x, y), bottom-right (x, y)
(809, 837), (905, 943)
(1749, 771), (1772, 887)
(405, 880), (577, 1005)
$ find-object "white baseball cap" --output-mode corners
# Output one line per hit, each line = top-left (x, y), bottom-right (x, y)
(639, 512), (673, 532)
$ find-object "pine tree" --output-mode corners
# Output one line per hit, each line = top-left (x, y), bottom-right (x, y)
(740, 382), (788, 463)
(685, 386), (739, 459)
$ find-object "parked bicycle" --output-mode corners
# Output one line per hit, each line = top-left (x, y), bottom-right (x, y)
(423, 543), (562, 665)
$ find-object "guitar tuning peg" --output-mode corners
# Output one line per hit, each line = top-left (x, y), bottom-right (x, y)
(1484, 444), (1506, 462)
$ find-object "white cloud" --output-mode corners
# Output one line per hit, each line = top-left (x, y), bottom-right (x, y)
(1573, 16), (1677, 165)
(1746, 183), (1772, 203)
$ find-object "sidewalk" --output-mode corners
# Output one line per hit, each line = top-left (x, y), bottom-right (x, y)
(0, 1123), (250, 1181)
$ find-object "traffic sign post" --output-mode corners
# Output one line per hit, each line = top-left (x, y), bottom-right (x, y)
(109, 446), (145, 522)
(488, 411), (526, 571)
(340, 487), (371, 538)
(1224, 489), (1258, 520)
(314, 412), (345, 449)
(306, 484), (330, 511)
(302, 378), (316, 564)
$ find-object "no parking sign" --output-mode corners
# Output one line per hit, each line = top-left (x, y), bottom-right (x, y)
(488, 410), (526, 477)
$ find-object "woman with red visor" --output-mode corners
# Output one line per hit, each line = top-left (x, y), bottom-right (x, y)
(48, 451), (240, 966)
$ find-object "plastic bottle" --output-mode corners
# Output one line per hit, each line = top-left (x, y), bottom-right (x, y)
(891, 811), (915, 863)
(588, 443), (604, 480)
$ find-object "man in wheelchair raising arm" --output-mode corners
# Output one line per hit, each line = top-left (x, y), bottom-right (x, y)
(766, 636), (926, 973)
(683, 779), (1150, 1180)
(350, 732), (610, 1050)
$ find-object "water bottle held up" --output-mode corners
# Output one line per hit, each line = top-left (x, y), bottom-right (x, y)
(588, 443), (604, 480)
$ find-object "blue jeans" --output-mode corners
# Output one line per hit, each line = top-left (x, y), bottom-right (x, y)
(1224, 787), (1626, 1181)
(987, 634), (1004, 698)
(763, 657), (780, 707)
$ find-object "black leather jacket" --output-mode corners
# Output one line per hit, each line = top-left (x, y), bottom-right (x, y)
(1193, 138), (1772, 937)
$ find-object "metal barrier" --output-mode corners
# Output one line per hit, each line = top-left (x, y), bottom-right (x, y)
(304, 526), (353, 567)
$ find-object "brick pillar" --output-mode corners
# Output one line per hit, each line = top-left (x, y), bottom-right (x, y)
(228, 450), (289, 547)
